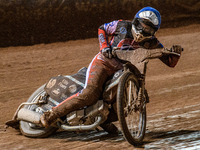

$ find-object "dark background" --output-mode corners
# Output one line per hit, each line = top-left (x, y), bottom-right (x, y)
(0, 0), (199, 47)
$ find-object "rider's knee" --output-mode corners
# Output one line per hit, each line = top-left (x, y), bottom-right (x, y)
(79, 86), (101, 105)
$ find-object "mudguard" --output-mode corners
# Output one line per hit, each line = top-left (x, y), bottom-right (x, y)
(103, 70), (123, 103)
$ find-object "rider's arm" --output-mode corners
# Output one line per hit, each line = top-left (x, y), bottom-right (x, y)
(158, 43), (181, 68)
(98, 20), (119, 51)
(146, 37), (180, 67)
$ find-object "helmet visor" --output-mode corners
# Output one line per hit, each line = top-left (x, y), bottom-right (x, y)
(133, 19), (156, 36)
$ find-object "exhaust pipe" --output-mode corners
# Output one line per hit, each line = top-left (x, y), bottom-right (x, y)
(59, 116), (103, 131)
(17, 108), (41, 124)
(17, 108), (104, 131)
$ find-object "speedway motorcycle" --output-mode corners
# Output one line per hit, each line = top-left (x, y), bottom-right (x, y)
(6, 47), (181, 146)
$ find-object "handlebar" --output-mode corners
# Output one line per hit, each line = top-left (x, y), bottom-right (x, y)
(111, 47), (183, 67)
(111, 47), (183, 75)
(112, 47), (182, 62)
(161, 48), (183, 56)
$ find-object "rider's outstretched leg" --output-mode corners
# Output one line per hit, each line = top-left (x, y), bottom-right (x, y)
(40, 53), (110, 128)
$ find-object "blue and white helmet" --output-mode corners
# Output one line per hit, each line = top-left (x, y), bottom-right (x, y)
(132, 7), (161, 42)
(135, 6), (161, 31)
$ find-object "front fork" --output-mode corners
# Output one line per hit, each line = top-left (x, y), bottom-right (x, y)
(138, 62), (149, 110)
(123, 63), (148, 112)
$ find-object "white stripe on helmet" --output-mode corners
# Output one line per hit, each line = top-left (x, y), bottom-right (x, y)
(139, 11), (159, 25)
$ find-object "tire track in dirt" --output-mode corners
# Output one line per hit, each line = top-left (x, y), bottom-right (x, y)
(144, 103), (200, 149)
(147, 69), (200, 82)
(33, 102), (200, 150)
(55, 103), (200, 149)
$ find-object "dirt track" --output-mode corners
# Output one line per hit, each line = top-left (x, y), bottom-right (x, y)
(1, 24), (200, 149)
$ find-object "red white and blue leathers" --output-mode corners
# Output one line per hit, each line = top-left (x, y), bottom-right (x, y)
(52, 20), (180, 117)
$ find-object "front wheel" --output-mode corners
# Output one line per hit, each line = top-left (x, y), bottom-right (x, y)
(20, 85), (58, 138)
(117, 72), (146, 146)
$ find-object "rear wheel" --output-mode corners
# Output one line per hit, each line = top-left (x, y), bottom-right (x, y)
(20, 85), (58, 138)
(117, 72), (146, 146)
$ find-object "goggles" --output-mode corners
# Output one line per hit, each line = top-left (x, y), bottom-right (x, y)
(133, 19), (156, 36)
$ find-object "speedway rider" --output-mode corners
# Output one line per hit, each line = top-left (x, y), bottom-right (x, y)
(40, 7), (182, 133)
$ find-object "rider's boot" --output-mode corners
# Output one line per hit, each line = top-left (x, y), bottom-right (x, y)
(100, 122), (119, 134)
(40, 110), (59, 128)
(100, 107), (119, 134)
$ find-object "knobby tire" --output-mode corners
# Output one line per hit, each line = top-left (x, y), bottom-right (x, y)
(117, 71), (146, 146)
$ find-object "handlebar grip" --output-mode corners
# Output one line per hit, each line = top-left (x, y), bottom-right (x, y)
(163, 48), (181, 56)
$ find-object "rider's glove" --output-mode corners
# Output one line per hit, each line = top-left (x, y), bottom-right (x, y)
(170, 45), (183, 54)
(101, 47), (113, 59)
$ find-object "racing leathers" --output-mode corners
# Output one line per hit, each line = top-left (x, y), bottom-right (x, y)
(41, 20), (181, 128)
